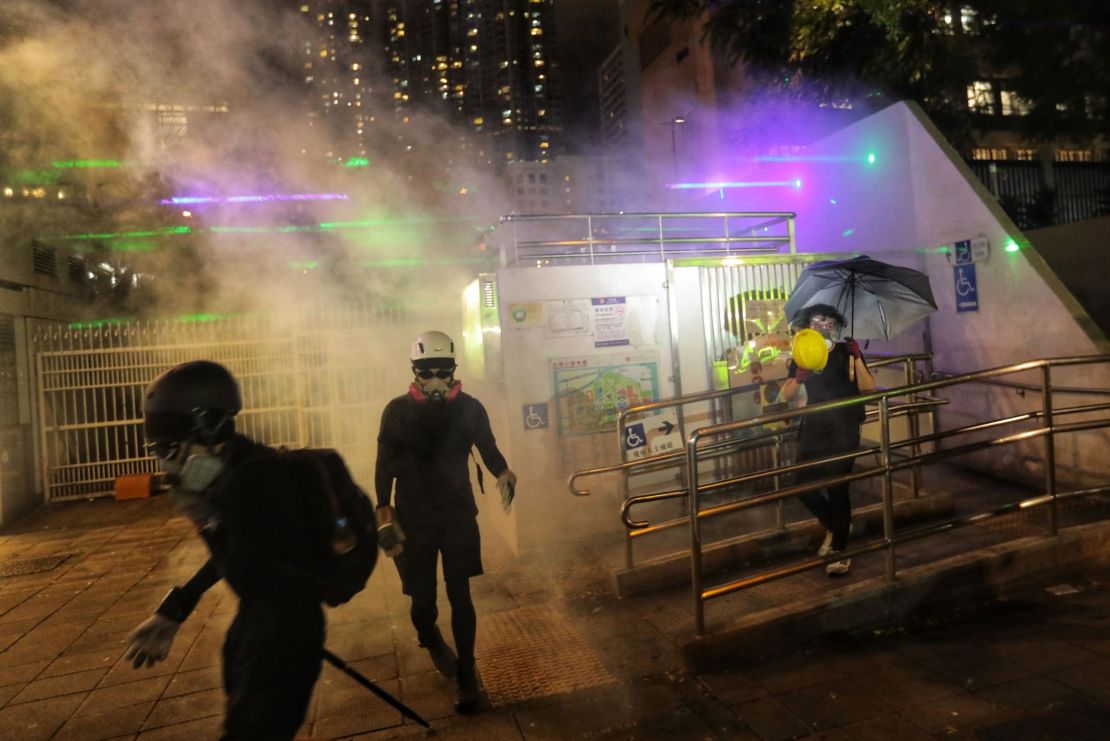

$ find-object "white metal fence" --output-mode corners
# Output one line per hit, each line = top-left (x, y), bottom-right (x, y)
(32, 305), (419, 501)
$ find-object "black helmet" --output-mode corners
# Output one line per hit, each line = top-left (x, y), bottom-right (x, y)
(143, 360), (241, 443)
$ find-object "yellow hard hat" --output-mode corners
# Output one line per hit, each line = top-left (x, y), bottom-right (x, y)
(792, 328), (829, 371)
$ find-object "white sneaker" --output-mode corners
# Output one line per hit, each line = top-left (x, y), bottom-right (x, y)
(817, 523), (853, 557)
(826, 558), (851, 576)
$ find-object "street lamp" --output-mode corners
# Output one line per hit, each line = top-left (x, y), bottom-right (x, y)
(661, 114), (689, 205)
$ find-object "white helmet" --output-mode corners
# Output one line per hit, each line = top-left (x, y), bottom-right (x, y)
(410, 331), (455, 365)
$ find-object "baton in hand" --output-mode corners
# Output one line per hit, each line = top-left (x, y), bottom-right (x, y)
(322, 648), (431, 728)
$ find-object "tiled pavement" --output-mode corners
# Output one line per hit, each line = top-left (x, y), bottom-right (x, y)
(1, 495), (1109, 740)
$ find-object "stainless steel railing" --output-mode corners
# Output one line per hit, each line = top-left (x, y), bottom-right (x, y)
(684, 354), (1110, 634)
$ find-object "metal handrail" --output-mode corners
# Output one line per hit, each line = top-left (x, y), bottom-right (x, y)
(569, 352), (934, 570)
(620, 398), (947, 532)
(488, 211), (798, 266)
(685, 354), (1110, 634)
(932, 370), (1110, 397)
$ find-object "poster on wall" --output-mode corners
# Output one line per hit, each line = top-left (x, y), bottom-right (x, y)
(545, 299), (591, 338)
(591, 296), (630, 347)
(552, 352), (659, 436)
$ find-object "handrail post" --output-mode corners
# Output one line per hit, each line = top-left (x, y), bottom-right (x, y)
(587, 214), (595, 264)
(772, 435), (785, 530)
(905, 358), (921, 498)
(657, 214), (665, 261)
(687, 431), (705, 635)
(880, 396), (896, 582)
(1042, 364), (1057, 535)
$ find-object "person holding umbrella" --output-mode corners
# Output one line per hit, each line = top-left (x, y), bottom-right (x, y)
(782, 304), (875, 576)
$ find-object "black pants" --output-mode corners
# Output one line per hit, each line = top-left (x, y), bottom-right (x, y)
(221, 598), (324, 741)
(796, 422), (861, 553)
(396, 514), (482, 665)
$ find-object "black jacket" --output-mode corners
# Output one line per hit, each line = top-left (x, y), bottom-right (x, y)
(374, 387), (508, 524)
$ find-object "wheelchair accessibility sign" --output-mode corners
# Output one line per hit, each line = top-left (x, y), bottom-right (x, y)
(621, 409), (681, 460)
(623, 422), (648, 451)
(522, 403), (550, 430)
(954, 264), (979, 312)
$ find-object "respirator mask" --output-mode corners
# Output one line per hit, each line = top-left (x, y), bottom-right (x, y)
(808, 316), (839, 349)
(414, 366), (457, 402)
(151, 440), (224, 525)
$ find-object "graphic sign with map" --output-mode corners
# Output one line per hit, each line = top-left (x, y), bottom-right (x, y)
(551, 353), (660, 436)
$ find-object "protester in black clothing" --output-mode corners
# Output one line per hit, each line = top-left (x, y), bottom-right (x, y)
(374, 330), (516, 714)
(125, 361), (336, 740)
(782, 305), (876, 576)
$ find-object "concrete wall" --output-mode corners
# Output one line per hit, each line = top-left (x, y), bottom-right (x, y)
(488, 263), (675, 551)
(694, 101), (1110, 485)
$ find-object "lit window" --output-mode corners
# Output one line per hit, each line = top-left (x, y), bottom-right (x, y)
(1014, 148), (1037, 161)
(1000, 90), (1029, 116)
(966, 81), (995, 114)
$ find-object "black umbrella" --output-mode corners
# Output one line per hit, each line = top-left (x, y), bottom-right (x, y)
(784, 256), (937, 340)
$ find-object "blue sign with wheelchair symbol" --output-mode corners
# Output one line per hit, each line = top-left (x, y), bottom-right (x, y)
(522, 403), (549, 430)
(623, 422), (647, 451)
(954, 264), (979, 312)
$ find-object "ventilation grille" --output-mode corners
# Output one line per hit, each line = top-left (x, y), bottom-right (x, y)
(480, 276), (497, 309)
(32, 242), (57, 277)
(68, 255), (88, 284)
(0, 315), (13, 349)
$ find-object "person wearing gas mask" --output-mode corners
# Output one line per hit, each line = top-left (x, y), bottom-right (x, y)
(124, 360), (335, 740)
(374, 330), (516, 714)
(782, 305), (875, 576)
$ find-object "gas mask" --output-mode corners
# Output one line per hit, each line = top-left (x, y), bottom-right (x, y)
(156, 441), (224, 526)
(413, 366), (457, 402)
(808, 316), (839, 349)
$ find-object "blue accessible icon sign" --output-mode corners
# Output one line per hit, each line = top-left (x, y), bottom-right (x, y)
(623, 422), (647, 451)
(522, 403), (550, 430)
(954, 264), (979, 312)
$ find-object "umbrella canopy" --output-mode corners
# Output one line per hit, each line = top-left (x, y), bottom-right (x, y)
(784, 256), (937, 340)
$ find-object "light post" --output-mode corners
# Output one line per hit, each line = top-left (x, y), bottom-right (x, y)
(661, 115), (688, 206)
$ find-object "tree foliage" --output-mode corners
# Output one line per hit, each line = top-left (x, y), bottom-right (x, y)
(648, 0), (1109, 149)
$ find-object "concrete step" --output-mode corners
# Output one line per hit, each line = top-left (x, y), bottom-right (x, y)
(679, 518), (1110, 671)
(615, 491), (956, 597)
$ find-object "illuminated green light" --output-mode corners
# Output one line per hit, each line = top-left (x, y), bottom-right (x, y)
(14, 170), (61, 185)
(842, 228), (856, 238)
(176, 313), (236, 323)
(64, 226), (191, 240)
(288, 261), (319, 270)
(68, 318), (130, 329)
(343, 157), (370, 167)
(866, 152), (877, 165)
(1004, 239), (1019, 253)
(110, 240), (156, 252)
(52, 160), (123, 169)
(209, 225), (316, 234)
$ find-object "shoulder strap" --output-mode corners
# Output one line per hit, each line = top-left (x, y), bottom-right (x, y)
(470, 448), (485, 493)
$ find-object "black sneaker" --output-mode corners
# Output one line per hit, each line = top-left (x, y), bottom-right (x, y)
(455, 660), (480, 714)
(419, 630), (457, 678)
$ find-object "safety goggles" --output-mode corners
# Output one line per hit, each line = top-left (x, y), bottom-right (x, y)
(415, 368), (454, 380)
(146, 440), (183, 461)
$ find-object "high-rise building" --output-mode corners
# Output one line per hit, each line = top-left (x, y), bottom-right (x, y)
(383, 0), (563, 168)
(299, 1), (380, 163)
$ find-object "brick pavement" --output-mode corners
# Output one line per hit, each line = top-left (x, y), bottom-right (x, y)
(1, 495), (1109, 740)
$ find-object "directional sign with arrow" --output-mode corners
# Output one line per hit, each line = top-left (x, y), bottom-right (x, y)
(658, 420), (675, 435)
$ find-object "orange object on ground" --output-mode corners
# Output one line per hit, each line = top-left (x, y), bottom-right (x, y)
(114, 473), (154, 500)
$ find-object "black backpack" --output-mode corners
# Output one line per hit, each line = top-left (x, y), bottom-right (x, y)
(283, 448), (379, 607)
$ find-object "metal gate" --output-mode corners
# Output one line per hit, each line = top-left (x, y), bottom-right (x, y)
(32, 305), (421, 501)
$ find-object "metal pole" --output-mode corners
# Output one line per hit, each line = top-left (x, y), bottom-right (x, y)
(772, 436), (785, 530)
(905, 358), (921, 498)
(1042, 364), (1057, 535)
(880, 396), (896, 582)
(687, 431), (705, 635)
(587, 214), (595, 264)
